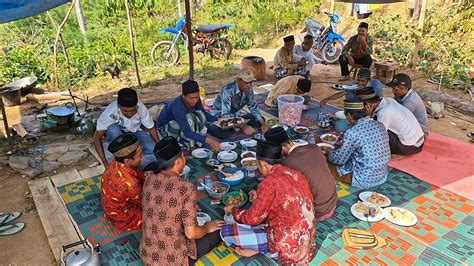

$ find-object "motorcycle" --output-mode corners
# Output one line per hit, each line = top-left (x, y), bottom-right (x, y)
(303, 12), (345, 64)
(151, 17), (235, 66)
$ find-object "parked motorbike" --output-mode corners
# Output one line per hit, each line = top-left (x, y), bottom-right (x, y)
(303, 12), (345, 64)
(151, 17), (235, 66)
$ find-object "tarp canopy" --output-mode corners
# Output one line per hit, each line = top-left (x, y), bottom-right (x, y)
(0, 0), (70, 24)
(336, 0), (404, 3)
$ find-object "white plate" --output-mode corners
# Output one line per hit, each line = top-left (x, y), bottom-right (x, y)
(359, 191), (391, 207)
(350, 202), (384, 222)
(217, 151), (238, 163)
(240, 151), (256, 159)
(240, 138), (257, 147)
(293, 139), (309, 146)
(383, 207), (418, 227)
(317, 143), (335, 155)
(224, 214), (236, 224)
(192, 148), (211, 159)
(294, 126), (309, 134)
(320, 133), (338, 145)
(271, 124), (289, 131)
(196, 212), (211, 226)
(218, 163), (237, 170)
(221, 142), (237, 151)
(253, 133), (265, 141)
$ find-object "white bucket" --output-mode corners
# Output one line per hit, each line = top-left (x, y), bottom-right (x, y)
(277, 94), (304, 127)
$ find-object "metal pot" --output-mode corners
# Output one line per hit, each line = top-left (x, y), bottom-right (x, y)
(45, 103), (76, 125)
(61, 239), (100, 266)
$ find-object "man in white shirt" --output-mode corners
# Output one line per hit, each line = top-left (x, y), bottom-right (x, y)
(293, 35), (327, 77)
(93, 88), (160, 168)
(357, 87), (424, 155)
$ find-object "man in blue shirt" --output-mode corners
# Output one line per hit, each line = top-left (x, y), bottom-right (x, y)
(320, 68), (383, 106)
(327, 99), (391, 189)
(157, 80), (223, 152)
(211, 69), (268, 134)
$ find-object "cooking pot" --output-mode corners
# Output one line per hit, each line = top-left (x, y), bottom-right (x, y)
(45, 103), (76, 125)
(61, 239), (100, 266)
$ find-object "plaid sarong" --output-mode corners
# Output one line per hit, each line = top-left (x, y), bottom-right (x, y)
(220, 224), (268, 253)
(274, 67), (306, 79)
(157, 110), (207, 149)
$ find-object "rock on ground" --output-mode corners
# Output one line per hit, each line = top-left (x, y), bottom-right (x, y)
(18, 167), (42, 178)
(68, 144), (89, 152)
(43, 146), (68, 155)
(45, 153), (62, 162)
(57, 151), (88, 165)
(8, 155), (30, 170)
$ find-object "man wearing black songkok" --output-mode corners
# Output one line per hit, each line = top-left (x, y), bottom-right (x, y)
(264, 127), (337, 221)
(223, 140), (316, 264)
(273, 35), (308, 79)
(140, 135), (225, 265)
(93, 88), (160, 169)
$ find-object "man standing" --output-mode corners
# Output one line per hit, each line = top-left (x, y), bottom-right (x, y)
(264, 127), (337, 221)
(211, 69), (268, 134)
(320, 68), (383, 106)
(357, 87), (425, 155)
(157, 80), (222, 152)
(93, 88), (159, 169)
(338, 22), (374, 81)
(273, 35), (307, 79)
(293, 35), (327, 77)
(386, 73), (429, 129)
(327, 100), (391, 189)
(265, 75), (312, 107)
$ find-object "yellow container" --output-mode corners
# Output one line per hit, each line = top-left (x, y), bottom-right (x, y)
(199, 87), (206, 103)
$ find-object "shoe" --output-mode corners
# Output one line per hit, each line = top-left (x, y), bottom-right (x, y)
(338, 75), (351, 82)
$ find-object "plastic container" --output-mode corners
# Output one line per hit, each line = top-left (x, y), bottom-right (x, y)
(197, 178), (205, 191)
(199, 87), (206, 104)
(335, 110), (350, 133)
(217, 168), (246, 186)
(205, 182), (230, 200)
(204, 175), (213, 188)
(277, 95), (304, 127)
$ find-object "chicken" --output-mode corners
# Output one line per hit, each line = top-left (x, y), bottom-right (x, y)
(101, 63), (121, 80)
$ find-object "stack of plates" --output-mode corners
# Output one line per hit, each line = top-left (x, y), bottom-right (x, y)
(217, 151), (238, 163)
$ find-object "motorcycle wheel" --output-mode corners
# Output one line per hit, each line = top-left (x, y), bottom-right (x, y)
(151, 41), (180, 67)
(209, 38), (233, 60)
(322, 39), (344, 64)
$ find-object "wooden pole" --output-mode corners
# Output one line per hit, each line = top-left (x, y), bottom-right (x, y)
(330, 0), (335, 13)
(74, 0), (86, 35)
(124, 0), (142, 88)
(178, 0), (183, 17)
(0, 98), (12, 143)
(412, 0), (428, 65)
(184, 0), (194, 80)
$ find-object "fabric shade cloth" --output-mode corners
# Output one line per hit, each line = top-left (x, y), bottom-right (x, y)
(0, 0), (70, 24)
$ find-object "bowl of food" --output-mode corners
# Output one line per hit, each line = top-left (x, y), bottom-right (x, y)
(317, 143), (335, 155)
(205, 182), (230, 200)
(241, 151), (256, 159)
(241, 157), (258, 171)
(218, 163), (237, 171)
(223, 190), (248, 208)
(320, 133), (338, 145)
(217, 168), (246, 186)
(294, 126), (309, 134)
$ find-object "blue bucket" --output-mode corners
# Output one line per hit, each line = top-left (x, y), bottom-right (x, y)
(334, 111), (350, 132)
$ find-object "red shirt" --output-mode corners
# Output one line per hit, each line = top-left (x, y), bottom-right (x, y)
(101, 159), (144, 231)
(232, 164), (316, 265)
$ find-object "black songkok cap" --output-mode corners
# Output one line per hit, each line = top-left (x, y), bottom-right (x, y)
(359, 22), (369, 29)
(283, 35), (295, 43)
(182, 80), (200, 95)
(297, 79), (312, 92)
(117, 88), (138, 107)
(356, 87), (379, 102)
(256, 141), (282, 162)
(264, 127), (289, 144)
(153, 136), (181, 161)
(107, 133), (139, 158)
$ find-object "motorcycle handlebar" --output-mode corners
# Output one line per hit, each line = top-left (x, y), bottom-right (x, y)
(324, 11), (331, 15)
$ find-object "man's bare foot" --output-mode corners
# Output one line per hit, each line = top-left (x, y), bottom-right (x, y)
(338, 75), (351, 82)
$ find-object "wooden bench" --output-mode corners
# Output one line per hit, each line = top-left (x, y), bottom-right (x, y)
(374, 61), (400, 83)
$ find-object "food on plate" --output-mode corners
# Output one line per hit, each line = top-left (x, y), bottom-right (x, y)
(367, 192), (389, 205)
(242, 159), (257, 167)
(295, 127), (308, 133)
(322, 135), (337, 142)
(388, 208), (414, 223)
(210, 184), (228, 194)
(242, 152), (255, 158)
(218, 117), (245, 128)
(355, 202), (381, 217)
(225, 170), (245, 181)
(226, 191), (245, 206)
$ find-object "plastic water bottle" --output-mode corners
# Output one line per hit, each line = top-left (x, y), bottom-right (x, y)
(204, 175), (213, 188)
(199, 87), (206, 104)
(197, 178), (205, 191)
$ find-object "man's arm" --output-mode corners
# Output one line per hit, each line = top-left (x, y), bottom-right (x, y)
(218, 86), (237, 118)
(328, 133), (357, 166)
(171, 107), (207, 144)
(92, 130), (108, 166)
(320, 91), (345, 106)
(231, 179), (274, 226)
(246, 90), (263, 122)
(144, 126), (160, 143)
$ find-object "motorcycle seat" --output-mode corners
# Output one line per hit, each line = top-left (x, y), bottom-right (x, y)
(195, 24), (233, 33)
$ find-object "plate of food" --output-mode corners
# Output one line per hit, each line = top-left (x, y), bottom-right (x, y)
(350, 202), (384, 222)
(221, 142), (237, 151)
(317, 143), (335, 155)
(192, 148), (211, 159)
(359, 192), (391, 207)
(217, 151), (238, 163)
(223, 190), (248, 208)
(240, 138), (257, 147)
(214, 117), (246, 130)
(217, 168), (246, 186)
(196, 212), (212, 226)
(241, 158), (258, 170)
(271, 124), (289, 131)
(218, 163), (237, 171)
(320, 133), (338, 145)
(241, 151), (256, 159)
(294, 126), (309, 134)
(293, 139), (309, 146)
(383, 207), (417, 226)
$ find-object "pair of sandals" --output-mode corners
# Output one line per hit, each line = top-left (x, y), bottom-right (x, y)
(0, 212), (25, 236)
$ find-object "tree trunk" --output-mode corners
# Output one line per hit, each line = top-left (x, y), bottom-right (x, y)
(414, 88), (474, 117)
(185, 0), (194, 80)
(124, 0), (142, 88)
(411, 0), (428, 65)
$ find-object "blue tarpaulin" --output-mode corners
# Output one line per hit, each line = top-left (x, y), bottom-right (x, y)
(0, 0), (70, 24)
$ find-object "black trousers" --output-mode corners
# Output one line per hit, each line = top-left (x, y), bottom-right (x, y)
(339, 54), (373, 76)
(388, 130), (424, 155)
(188, 231), (222, 265)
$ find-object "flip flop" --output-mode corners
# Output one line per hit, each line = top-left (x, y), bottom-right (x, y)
(0, 212), (21, 225)
(0, 223), (25, 236)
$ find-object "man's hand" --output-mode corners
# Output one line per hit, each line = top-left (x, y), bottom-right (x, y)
(242, 124), (256, 135)
(287, 68), (294, 75)
(320, 98), (328, 107)
(205, 220), (225, 233)
(224, 205), (236, 214)
(260, 121), (268, 133)
(206, 136), (222, 152)
(365, 104), (376, 117)
(234, 248), (258, 257)
(321, 60), (328, 65)
(249, 190), (257, 202)
(348, 55), (355, 66)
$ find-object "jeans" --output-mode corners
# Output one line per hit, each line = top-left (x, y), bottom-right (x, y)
(105, 124), (157, 169)
(339, 54), (373, 76)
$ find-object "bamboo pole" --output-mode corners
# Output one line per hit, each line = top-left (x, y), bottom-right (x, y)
(330, 0), (335, 13)
(185, 0), (194, 80)
(0, 98), (12, 143)
(74, 0), (87, 35)
(124, 0), (142, 88)
(412, 0), (429, 65)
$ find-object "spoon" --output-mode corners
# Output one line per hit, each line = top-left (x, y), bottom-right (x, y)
(214, 168), (233, 177)
(200, 182), (214, 192)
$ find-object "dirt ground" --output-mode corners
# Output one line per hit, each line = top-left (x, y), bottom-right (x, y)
(0, 48), (472, 265)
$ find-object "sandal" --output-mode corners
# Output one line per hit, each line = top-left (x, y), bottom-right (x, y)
(0, 212), (21, 225)
(0, 223), (25, 236)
